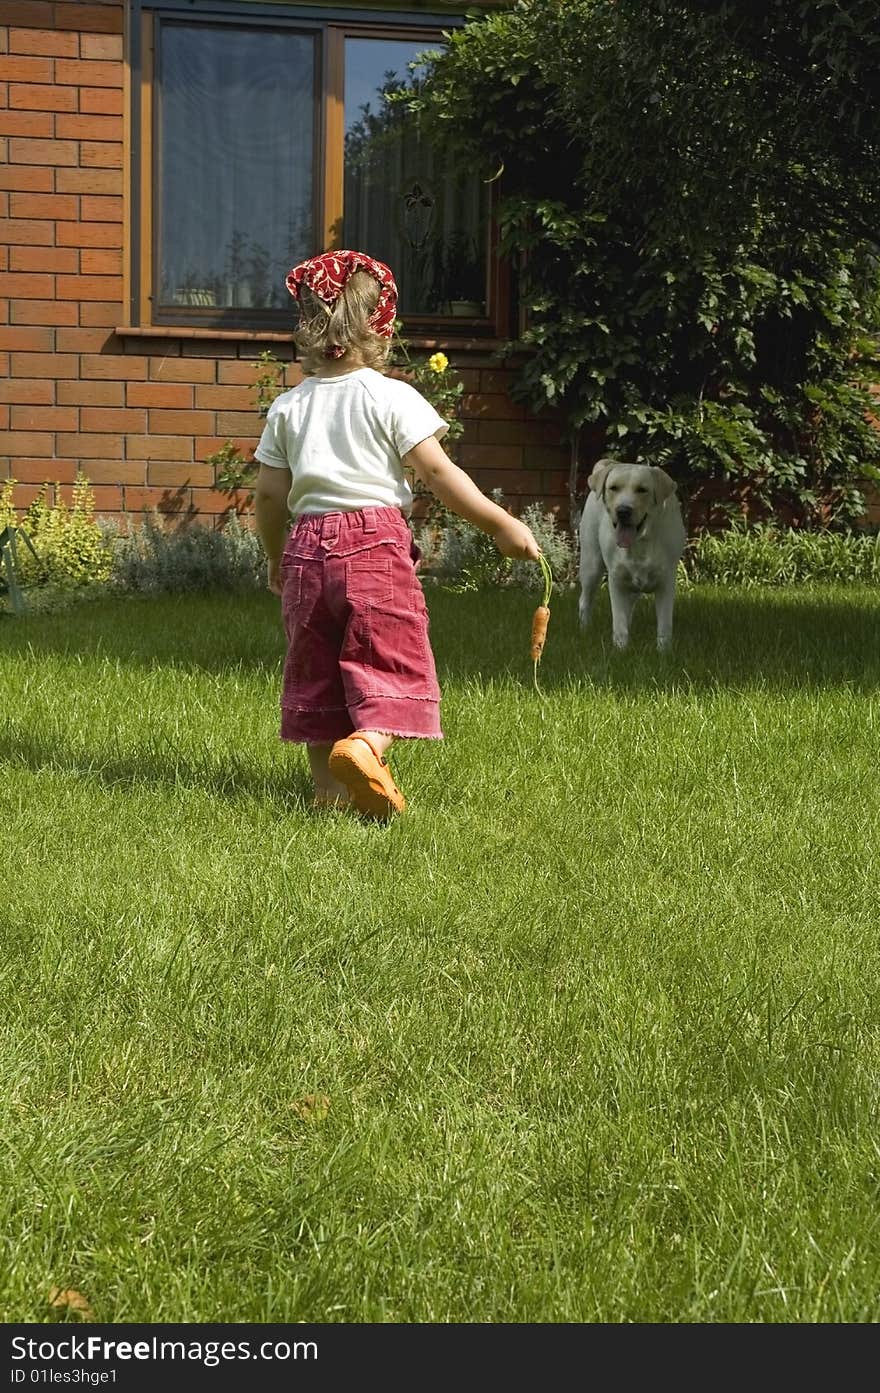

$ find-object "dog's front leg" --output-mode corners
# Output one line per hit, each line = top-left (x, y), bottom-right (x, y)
(609, 580), (637, 650)
(654, 578), (676, 652)
(578, 558), (604, 630)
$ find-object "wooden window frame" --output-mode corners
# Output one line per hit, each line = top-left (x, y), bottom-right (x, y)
(128, 3), (509, 339)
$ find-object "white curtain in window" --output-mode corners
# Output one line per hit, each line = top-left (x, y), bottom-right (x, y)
(159, 24), (314, 310)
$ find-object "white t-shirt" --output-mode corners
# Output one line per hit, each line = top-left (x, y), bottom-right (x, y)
(254, 366), (449, 515)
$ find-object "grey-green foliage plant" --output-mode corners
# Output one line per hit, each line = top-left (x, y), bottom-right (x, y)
(409, 0), (880, 527)
(108, 514), (265, 595)
(415, 489), (576, 591)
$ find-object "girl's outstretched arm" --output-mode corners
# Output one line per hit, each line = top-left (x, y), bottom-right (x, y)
(405, 435), (540, 560)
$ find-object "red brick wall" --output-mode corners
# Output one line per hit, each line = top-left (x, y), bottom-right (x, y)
(0, 0), (571, 527)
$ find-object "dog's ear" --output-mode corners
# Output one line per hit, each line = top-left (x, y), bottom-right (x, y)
(652, 467), (677, 503)
(588, 459), (614, 495)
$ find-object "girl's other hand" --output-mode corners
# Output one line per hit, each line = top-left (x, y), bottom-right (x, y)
(267, 559), (284, 596)
(492, 515), (542, 561)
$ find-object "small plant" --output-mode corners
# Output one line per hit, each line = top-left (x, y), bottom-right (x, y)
(391, 326), (469, 536)
(391, 333), (465, 454)
(252, 348), (287, 414)
(0, 475), (113, 596)
(508, 501), (577, 590)
(208, 350), (289, 504)
(210, 440), (257, 498)
(438, 230), (485, 312)
(422, 502), (502, 591)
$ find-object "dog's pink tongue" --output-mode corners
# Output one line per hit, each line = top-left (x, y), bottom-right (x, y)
(615, 523), (637, 549)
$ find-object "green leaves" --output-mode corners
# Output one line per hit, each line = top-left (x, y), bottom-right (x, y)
(391, 328), (466, 454)
(1, 476), (113, 604)
(414, 0), (880, 526)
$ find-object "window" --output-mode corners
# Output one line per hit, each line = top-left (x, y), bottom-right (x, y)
(131, 4), (500, 336)
(157, 23), (315, 316)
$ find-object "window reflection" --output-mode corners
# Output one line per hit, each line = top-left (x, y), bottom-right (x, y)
(343, 38), (488, 317)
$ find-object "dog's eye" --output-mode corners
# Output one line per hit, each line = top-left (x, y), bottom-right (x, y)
(635, 485), (648, 494)
(608, 484), (620, 492)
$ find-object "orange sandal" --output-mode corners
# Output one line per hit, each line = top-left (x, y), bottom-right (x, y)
(327, 733), (406, 820)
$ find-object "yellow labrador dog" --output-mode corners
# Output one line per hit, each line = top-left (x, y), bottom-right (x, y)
(578, 459), (686, 651)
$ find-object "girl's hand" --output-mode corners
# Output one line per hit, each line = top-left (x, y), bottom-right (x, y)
(492, 515), (542, 561)
(267, 559), (283, 597)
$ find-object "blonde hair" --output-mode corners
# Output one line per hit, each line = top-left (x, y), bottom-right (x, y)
(293, 269), (392, 374)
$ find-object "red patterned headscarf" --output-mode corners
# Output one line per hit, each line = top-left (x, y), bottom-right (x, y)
(286, 250), (398, 355)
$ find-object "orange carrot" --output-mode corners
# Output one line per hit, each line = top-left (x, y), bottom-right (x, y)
(531, 554), (553, 694)
(531, 605), (550, 662)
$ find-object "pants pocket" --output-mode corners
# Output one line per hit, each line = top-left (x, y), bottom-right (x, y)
(345, 554), (393, 606)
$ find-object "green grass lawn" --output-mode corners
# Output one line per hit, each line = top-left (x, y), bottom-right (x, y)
(1, 581), (879, 1323)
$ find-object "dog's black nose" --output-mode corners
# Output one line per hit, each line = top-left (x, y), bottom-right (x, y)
(616, 504), (633, 522)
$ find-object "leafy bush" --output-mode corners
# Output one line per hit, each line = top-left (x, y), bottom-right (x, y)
(0, 475), (113, 592)
(687, 523), (880, 586)
(410, 0), (880, 526)
(392, 342), (465, 455)
(0, 475), (269, 610)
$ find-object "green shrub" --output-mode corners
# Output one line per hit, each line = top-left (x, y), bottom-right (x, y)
(687, 522), (880, 586)
(0, 475), (113, 593)
(411, 0), (880, 526)
(392, 342), (465, 456)
(0, 476), (270, 609)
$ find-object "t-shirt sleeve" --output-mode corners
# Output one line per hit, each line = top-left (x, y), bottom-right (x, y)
(388, 382), (449, 458)
(254, 402), (290, 469)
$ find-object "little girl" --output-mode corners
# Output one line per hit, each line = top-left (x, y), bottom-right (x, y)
(254, 249), (540, 819)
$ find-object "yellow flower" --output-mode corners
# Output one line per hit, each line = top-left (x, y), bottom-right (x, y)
(427, 352), (449, 374)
